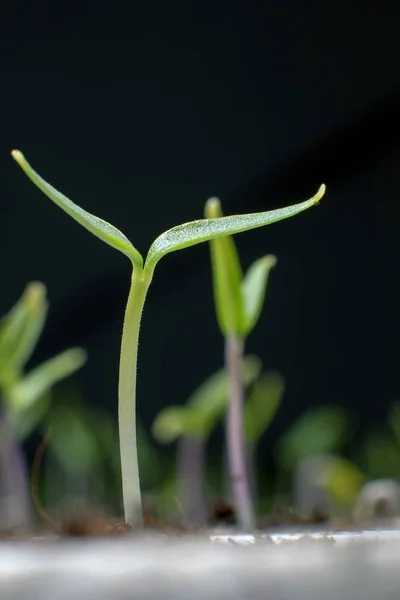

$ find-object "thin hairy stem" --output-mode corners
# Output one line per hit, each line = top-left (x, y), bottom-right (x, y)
(225, 335), (256, 531)
(118, 268), (151, 526)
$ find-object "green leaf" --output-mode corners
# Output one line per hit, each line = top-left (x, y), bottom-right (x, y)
(244, 371), (284, 444)
(49, 405), (100, 474)
(152, 405), (203, 443)
(189, 355), (262, 415)
(14, 392), (51, 441)
(275, 405), (348, 471)
(321, 456), (365, 506)
(152, 355), (262, 442)
(204, 197), (244, 336)
(11, 151), (143, 268)
(145, 185), (325, 273)
(241, 255), (277, 336)
(363, 430), (400, 479)
(9, 348), (87, 413)
(0, 282), (47, 383)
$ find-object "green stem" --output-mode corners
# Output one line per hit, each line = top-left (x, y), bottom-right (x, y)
(118, 266), (151, 526)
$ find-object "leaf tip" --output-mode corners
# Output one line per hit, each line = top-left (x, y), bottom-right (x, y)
(11, 149), (24, 164)
(25, 281), (47, 312)
(205, 197), (222, 218)
(72, 347), (88, 366)
(314, 184), (326, 205)
(264, 254), (278, 268)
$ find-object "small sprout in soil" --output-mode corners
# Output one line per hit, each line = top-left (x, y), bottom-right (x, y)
(0, 282), (86, 530)
(204, 197), (291, 531)
(152, 356), (262, 526)
(12, 149), (324, 527)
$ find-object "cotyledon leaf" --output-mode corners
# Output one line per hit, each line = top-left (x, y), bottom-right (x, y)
(145, 184), (325, 273)
(204, 197), (244, 336)
(9, 348), (87, 413)
(241, 255), (277, 336)
(0, 282), (47, 382)
(11, 151), (143, 268)
(152, 355), (262, 442)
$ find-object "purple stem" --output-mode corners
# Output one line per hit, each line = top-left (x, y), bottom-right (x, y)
(225, 335), (256, 531)
(177, 435), (207, 526)
(0, 407), (31, 530)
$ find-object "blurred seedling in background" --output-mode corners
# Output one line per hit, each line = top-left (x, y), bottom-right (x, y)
(0, 282), (86, 530)
(243, 371), (285, 504)
(39, 390), (160, 520)
(12, 149), (324, 527)
(274, 405), (364, 516)
(341, 402), (400, 523)
(152, 356), (262, 526)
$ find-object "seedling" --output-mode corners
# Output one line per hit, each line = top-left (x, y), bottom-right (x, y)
(152, 356), (262, 525)
(204, 197), (284, 530)
(12, 149), (324, 527)
(0, 282), (86, 529)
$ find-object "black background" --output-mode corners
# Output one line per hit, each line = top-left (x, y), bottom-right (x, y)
(1, 0), (400, 461)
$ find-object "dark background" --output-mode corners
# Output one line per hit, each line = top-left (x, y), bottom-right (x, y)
(1, 0), (399, 460)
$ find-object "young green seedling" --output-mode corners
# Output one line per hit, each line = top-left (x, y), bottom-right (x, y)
(152, 356), (262, 525)
(12, 149), (324, 527)
(204, 198), (283, 530)
(0, 282), (86, 529)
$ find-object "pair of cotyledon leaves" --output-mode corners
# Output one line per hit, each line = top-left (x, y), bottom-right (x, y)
(11, 150), (325, 288)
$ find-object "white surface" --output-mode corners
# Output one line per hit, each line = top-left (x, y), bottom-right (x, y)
(2, 529), (400, 599)
(210, 528), (400, 545)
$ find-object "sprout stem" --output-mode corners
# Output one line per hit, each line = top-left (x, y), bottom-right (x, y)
(225, 335), (256, 532)
(0, 407), (31, 529)
(118, 267), (151, 526)
(177, 435), (207, 526)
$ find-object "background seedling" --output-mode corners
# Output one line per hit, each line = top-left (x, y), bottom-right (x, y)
(12, 149), (324, 527)
(274, 405), (360, 514)
(152, 356), (262, 525)
(204, 197), (281, 530)
(0, 282), (86, 529)
(243, 371), (285, 502)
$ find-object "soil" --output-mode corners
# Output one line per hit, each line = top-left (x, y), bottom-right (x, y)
(0, 498), (395, 541)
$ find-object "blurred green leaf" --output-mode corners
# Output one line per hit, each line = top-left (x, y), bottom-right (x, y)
(152, 405), (204, 443)
(204, 197), (244, 336)
(12, 151), (143, 267)
(189, 355), (262, 414)
(363, 429), (400, 479)
(275, 405), (348, 470)
(9, 348), (87, 413)
(0, 282), (47, 383)
(241, 255), (277, 336)
(14, 392), (51, 441)
(244, 371), (284, 444)
(153, 355), (262, 443)
(48, 405), (100, 474)
(320, 456), (365, 506)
